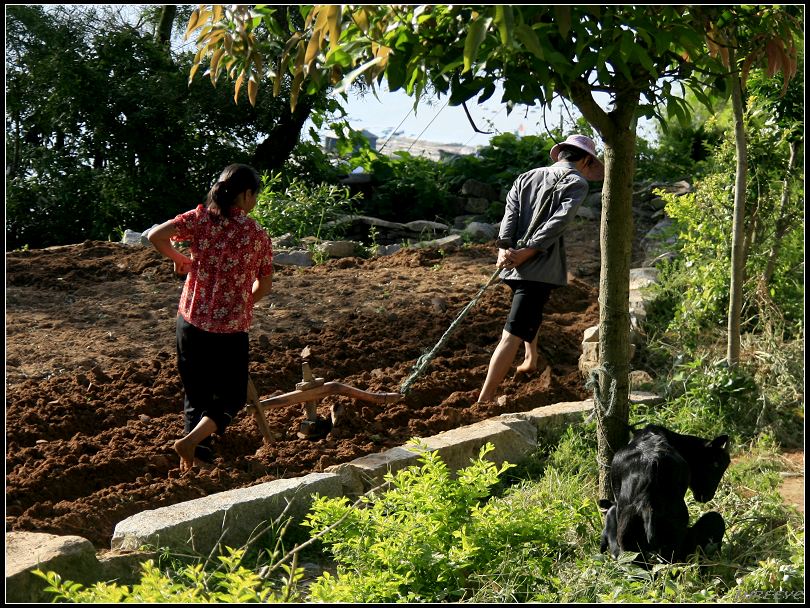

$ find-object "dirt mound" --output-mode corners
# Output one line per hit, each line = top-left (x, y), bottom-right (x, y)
(6, 221), (600, 549)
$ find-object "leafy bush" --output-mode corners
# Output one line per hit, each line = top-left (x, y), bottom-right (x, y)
(251, 172), (362, 240)
(348, 149), (456, 222)
(34, 547), (304, 603)
(281, 141), (342, 187)
(303, 442), (514, 602)
(445, 132), (557, 194)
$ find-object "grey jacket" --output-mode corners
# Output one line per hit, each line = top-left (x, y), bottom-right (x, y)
(498, 161), (590, 286)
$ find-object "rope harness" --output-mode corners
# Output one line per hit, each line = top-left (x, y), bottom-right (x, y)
(398, 169), (574, 395)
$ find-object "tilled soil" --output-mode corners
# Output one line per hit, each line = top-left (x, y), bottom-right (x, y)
(5, 220), (602, 550)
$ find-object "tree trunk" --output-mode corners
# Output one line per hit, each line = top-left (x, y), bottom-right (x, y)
(727, 63), (747, 366)
(568, 78), (637, 502)
(154, 5), (176, 47)
(252, 96), (315, 173)
(595, 128), (636, 500)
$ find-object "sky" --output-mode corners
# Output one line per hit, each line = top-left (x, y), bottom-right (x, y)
(311, 84), (584, 148)
(309, 84), (660, 152)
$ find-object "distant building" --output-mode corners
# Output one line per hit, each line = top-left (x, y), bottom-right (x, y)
(378, 136), (479, 161)
(321, 129), (479, 162)
(323, 129), (378, 154)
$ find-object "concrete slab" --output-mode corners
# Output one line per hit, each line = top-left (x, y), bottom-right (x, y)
(5, 531), (101, 603)
(110, 472), (342, 555)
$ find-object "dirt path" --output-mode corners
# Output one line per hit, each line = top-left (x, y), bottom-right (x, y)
(6, 219), (603, 549)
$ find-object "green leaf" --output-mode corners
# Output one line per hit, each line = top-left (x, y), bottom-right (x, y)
(494, 5), (514, 45)
(553, 6), (571, 37)
(463, 16), (492, 73)
(477, 81), (496, 103)
(335, 55), (384, 95)
(514, 24), (544, 60)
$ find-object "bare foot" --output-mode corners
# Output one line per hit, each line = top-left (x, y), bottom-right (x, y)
(477, 391), (496, 404)
(515, 361), (538, 375)
(174, 437), (196, 473)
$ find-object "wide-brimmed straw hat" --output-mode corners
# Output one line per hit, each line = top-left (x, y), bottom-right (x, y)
(550, 134), (605, 181)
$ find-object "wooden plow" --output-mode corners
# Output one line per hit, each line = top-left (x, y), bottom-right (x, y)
(246, 361), (402, 442)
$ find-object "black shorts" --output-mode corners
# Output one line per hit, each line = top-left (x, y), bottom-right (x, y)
(503, 279), (555, 343)
(176, 315), (249, 436)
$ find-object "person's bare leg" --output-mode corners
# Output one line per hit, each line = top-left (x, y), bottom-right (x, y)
(479, 330), (522, 402)
(174, 416), (218, 472)
(516, 333), (540, 374)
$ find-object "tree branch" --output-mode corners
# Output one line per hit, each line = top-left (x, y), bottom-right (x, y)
(461, 101), (494, 134)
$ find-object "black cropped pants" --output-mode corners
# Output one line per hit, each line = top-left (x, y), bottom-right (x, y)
(176, 315), (249, 440)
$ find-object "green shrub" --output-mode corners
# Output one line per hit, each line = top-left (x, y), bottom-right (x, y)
(445, 132), (556, 194)
(354, 150), (456, 222)
(251, 172), (362, 240)
(304, 442), (515, 602)
(34, 547), (304, 603)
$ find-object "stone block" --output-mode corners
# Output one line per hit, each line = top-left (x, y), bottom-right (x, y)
(326, 446), (423, 495)
(582, 325), (599, 344)
(511, 400), (593, 443)
(629, 267), (659, 290)
(273, 250), (314, 267)
(97, 549), (160, 586)
(316, 240), (361, 258)
(461, 178), (498, 200)
(5, 532), (101, 603)
(464, 197), (490, 214)
(111, 473), (342, 555)
(420, 418), (537, 472)
(462, 222), (498, 242)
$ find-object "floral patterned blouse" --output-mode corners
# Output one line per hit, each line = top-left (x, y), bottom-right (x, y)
(172, 204), (273, 333)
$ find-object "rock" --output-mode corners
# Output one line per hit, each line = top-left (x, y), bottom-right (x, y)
(668, 180), (693, 196)
(582, 326), (599, 344)
(403, 220), (450, 234)
(121, 230), (144, 247)
(461, 178), (498, 200)
(273, 233), (298, 248)
(629, 370), (655, 390)
(462, 222), (498, 242)
(581, 341), (599, 361)
(464, 197), (490, 214)
(629, 267), (659, 290)
(643, 251), (678, 267)
(140, 225), (159, 245)
(584, 191), (603, 207)
(647, 196), (668, 211)
(576, 206), (599, 220)
(643, 218), (675, 242)
(373, 244), (402, 256)
(5, 532), (101, 603)
(412, 234), (463, 250)
(272, 250), (314, 267)
(316, 240), (361, 258)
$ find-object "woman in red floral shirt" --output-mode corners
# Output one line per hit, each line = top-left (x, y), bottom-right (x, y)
(149, 164), (273, 472)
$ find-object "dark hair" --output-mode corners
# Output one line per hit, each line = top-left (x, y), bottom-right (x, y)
(557, 145), (589, 162)
(206, 164), (261, 217)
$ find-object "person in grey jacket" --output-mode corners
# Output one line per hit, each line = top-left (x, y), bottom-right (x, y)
(478, 134), (604, 403)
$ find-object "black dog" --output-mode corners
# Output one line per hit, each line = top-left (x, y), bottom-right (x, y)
(600, 424), (730, 565)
